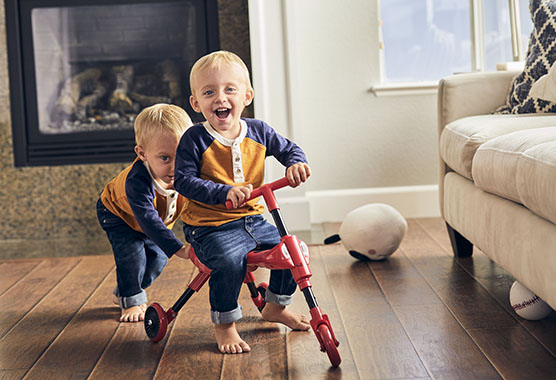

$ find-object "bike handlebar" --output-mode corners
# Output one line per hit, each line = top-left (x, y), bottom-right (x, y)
(225, 177), (292, 210)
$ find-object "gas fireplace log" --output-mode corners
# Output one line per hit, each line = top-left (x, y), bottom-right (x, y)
(108, 65), (135, 114)
(55, 68), (102, 118)
(159, 60), (183, 102)
(76, 83), (107, 120)
(129, 92), (172, 107)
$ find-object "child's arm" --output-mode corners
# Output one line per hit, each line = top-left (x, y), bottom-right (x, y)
(259, 120), (311, 186)
(286, 162), (312, 187)
(126, 168), (185, 258)
(173, 245), (190, 260)
(174, 127), (233, 205)
(226, 184), (253, 209)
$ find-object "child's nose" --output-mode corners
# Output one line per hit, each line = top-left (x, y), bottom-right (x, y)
(215, 90), (227, 102)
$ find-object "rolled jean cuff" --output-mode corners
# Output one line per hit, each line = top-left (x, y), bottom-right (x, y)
(265, 289), (293, 306)
(211, 305), (242, 324)
(113, 286), (147, 309)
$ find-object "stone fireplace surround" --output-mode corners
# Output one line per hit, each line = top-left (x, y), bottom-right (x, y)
(0, 0), (251, 259)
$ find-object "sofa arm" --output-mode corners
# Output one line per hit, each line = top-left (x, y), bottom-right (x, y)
(437, 70), (518, 219)
(437, 71), (518, 131)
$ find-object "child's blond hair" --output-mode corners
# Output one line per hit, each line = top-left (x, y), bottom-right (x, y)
(189, 50), (252, 95)
(134, 103), (192, 147)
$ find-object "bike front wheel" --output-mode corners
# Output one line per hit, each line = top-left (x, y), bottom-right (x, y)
(317, 323), (341, 367)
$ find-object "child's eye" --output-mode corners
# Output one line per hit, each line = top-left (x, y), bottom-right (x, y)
(161, 155), (170, 162)
(203, 90), (214, 96)
(226, 87), (237, 93)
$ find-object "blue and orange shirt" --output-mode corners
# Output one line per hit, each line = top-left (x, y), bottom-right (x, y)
(174, 118), (307, 226)
(100, 158), (187, 256)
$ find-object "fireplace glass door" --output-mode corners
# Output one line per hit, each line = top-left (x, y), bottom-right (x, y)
(6, 0), (219, 166)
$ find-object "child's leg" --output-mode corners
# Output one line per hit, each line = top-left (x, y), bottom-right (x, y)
(214, 323), (251, 354)
(249, 215), (310, 330)
(184, 218), (257, 354)
(97, 200), (149, 322)
(141, 239), (168, 289)
(112, 240), (149, 322)
(262, 268), (310, 330)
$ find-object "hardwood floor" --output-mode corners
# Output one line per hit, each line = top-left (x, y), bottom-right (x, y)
(0, 218), (555, 379)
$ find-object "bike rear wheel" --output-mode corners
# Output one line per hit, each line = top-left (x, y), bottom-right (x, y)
(144, 303), (168, 342)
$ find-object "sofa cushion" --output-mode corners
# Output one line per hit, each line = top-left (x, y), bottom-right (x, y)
(472, 127), (556, 224)
(496, 0), (556, 114)
(439, 114), (556, 180)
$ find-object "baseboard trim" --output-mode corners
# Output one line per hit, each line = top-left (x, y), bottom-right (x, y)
(307, 184), (440, 223)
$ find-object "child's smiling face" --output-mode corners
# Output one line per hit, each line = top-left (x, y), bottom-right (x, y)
(190, 62), (253, 139)
(135, 130), (180, 189)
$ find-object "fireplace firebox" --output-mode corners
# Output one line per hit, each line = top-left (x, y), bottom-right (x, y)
(6, 0), (219, 166)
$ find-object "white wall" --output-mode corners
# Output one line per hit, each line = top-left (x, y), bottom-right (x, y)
(249, 0), (440, 228)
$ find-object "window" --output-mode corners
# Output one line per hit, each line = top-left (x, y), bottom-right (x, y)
(378, 0), (533, 84)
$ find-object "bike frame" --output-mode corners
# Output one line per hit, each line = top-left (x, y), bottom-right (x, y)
(147, 177), (340, 365)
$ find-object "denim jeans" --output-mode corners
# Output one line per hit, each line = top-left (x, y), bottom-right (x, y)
(96, 198), (168, 308)
(183, 214), (297, 324)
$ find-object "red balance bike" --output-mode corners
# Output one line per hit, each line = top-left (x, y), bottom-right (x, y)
(144, 177), (341, 367)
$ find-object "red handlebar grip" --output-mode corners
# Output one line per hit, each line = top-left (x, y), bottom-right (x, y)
(225, 177), (292, 209)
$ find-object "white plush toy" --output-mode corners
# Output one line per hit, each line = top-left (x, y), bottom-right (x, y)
(325, 203), (408, 261)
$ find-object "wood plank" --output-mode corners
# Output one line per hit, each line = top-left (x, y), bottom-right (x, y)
(0, 369), (27, 380)
(0, 257), (80, 339)
(471, 326), (556, 380)
(286, 246), (358, 380)
(222, 270), (287, 380)
(319, 244), (429, 379)
(394, 303), (501, 379)
(368, 253), (442, 307)
(403, 220), (556, 378)
(0, 260), (41, 295)
(416, 217), (556, 356)
(400, 220), (516, 330)
(88, 257), (193, 380)
(369, 251), (500, 379)
(0, 255), (114, 372)
(24, 267), (120, 380)
(153, 267), (224, 380)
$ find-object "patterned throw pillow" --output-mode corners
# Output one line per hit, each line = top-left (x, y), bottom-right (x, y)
(496, 0), (556, 114)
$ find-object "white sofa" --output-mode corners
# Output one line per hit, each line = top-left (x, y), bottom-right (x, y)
(438, 71), (556, 310)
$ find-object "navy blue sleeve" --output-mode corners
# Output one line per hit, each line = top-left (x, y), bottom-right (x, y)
(174, 125), (233, 205)
(125, 162), (184, 257)
(250, 119), (307, 167)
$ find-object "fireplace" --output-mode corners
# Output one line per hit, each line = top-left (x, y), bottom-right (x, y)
(5, 0), (219, 166)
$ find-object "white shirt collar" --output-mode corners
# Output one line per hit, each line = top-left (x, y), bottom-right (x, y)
(203, 119), (247, 147)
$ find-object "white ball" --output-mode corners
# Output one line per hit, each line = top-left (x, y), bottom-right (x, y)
(509, 281), (552, 320)
(339, 203), (407, 261)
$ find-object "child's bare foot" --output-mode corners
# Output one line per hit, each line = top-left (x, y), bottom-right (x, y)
(261, 303), (311, 331)
(120, 304), (146, 322)
(214, 323), (251, 354)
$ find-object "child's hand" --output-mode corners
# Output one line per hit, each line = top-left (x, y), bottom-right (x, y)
(174, 245), (190, 260)
(287, 163), (311, 187)
(226, 184), (253, 209)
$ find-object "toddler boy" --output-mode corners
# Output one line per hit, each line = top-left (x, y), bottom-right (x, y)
(174, 51), (311, 354)
(97, 103), (192, 322)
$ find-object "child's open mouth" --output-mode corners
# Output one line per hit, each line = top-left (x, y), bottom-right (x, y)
(214, 108), (231, 119)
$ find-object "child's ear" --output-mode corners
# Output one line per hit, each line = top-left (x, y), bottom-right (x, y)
(135, 145), (147, 161)
(244, 88), (254, 106)
(190, 95), (201, 113)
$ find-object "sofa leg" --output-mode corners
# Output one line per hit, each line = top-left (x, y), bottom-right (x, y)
(445, 223), (473, 257)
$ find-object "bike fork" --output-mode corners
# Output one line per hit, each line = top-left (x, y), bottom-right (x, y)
(301, 285), (340, 351)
